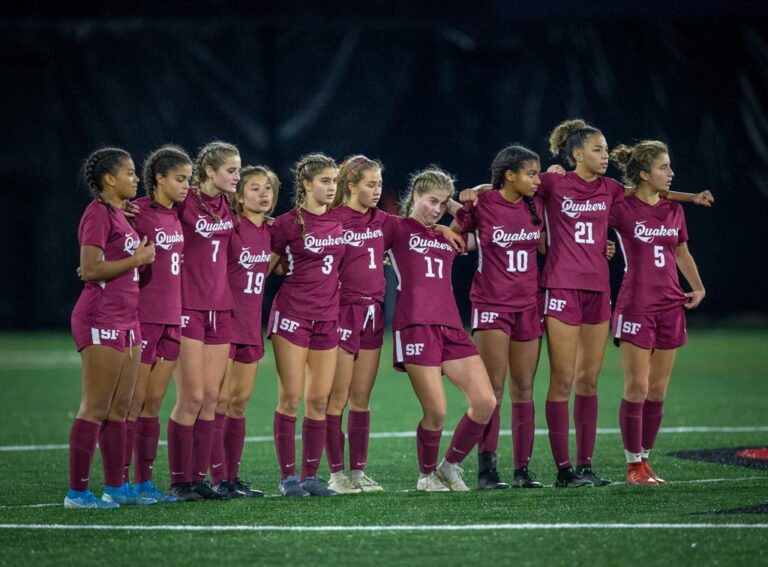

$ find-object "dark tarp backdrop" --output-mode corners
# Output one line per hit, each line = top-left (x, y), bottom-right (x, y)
(1, 4), (767, 329)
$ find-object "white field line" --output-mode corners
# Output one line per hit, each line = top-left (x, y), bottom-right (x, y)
(2, 426), (767, 453)
(1, 522), (767, 532)
(1, 477), (765, 510)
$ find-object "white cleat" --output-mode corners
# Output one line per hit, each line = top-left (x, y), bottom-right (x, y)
(328, 471), (363, 494)
(349, 469), (384, 492)
(416, 471), (450, 492)
(436, 459), (470, 492)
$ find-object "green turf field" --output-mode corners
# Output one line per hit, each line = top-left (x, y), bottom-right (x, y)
(0, 330), (766, 566)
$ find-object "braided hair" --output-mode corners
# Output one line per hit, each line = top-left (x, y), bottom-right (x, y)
(332, 155), (383, 208)
(400, 166), (455, 217)
(490, 144), (542, 226)
(292, 153), (337, 238)
(548, 118), (603, 167)
(192, 141), (239, 223)
(142, 145), (192, 206)
(80, 147), (132, 210)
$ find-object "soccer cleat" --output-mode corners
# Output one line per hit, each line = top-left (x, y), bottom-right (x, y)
(328, 472), (362, 494)
(477, 451), (510, 490)
(216, 478), (265, 498)
(64, 488), (119, 509)
(554, 467), (592, 488)
(301, 476), (338, 496)
(102, 483), (157, 506)
(626, 463), (658, 486)
(191, 481), (231, 500)
(511, 467), (544, 489)
(349, 469), (385, 492)
(134, 481), (178, 503)
(169, 482), (204, 502)
(416, 471), (450, 492)
(575, 465), (613, 487)
(279, 475), (310, 497)
(212, 481), (234, 498)
(436, 459), (471, 492)
(642, 459), (667, 484)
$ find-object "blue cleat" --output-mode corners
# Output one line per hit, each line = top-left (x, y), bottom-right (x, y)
(134, 480), (178, 503)
(64, 488), (119, 510)
(300, 476), (337, 497)
(102, 483), (157, 505)
(278, 475), (310, 497)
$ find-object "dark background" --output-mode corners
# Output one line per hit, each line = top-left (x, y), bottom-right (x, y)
(2, 1), (767, 330)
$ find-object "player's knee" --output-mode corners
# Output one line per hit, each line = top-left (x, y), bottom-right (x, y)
(574, 378), (598, 397)
(422, 408), (446, 430)
(548, 379), (573, 400)
(141, 397), (162, 417)
(228, 395), (250, 418)
(305, 395), (329, 416)
(472, 394), (497, 424)
(278, 394), (301, 416)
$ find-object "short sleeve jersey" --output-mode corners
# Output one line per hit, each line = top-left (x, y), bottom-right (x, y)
(271, 208), (345, 321)
(455, 191), (544, 312)
(610, 196), (689, 313)
(385, 216), (462, 331)
(331, 206), (388, 305)
(132, 197), (184, 325)
(71, 199), (140, 328)
(227, 217), (272, 345)
(538, 171), (625, 291)
(178, 190), (235, 311)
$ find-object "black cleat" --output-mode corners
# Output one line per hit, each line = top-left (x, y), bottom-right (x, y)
(575, 465), (613, 487)
(554, 467), (592, 488)
(227, 478), (265, 498)
(191, 481), (231, 500)
(477, 451), (510, 490)
(169, 482), (204, 502)
(511, 467), (544, 489)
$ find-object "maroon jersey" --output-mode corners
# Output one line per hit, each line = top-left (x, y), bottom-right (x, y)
(455, 191), (543, 312)
(331, 206), (388, 305)
(538, 172), (625, 292)
(71, 200), (140, 328)
(610, 196), (689, 313)
(271, 208), (345, 321)
(384, 216), (462, 331)
(178, 190), (235, 310)
(132, 197), (184, 325)
(228, 217), (271, 345)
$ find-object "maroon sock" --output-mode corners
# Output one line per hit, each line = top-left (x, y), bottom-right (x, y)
(224, 416), (246, 481)
(325, 414), (345, 474)
(574, 394), (598, 467)
(124, 420), (137, 484)
(135, 416), (160, 484)
(274, 412), (297, 480)
(416, 423), (442, 474)
(210, 413), (227, 486)
(446, 413), (486, 464)
(512, 401), (535, 470)
(301, 417), (326, 480)
(167, 418), (194, 484)
(348, 410), (370, 471)
(192, 418), (214, 483)
(642, 400), (664, 451)
(69, 418), (100, 491)
(619, 399), (644, 456)
(478, 404), (501, 453)
(546, 400), (571, 469)
(99, 420), (126, 488)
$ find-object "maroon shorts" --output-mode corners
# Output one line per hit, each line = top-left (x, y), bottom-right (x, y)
(140, 323), (181, 364)
(543, 288), (610, 326)
(393, 325), (478, 372)
(229, 343), (265, 364)
(267, 305), (339, 350)
(338, 302), (384, 354)
(612, 306), (687, 350)
(180, 309), (232, 345)
(471, 302), (544, 341)
(71, 319), (141, 353)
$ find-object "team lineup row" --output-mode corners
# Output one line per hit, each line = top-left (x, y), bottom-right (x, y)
(63, 118), (713, 508)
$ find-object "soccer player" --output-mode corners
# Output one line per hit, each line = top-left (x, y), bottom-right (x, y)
(125, 145), (192, 503)
(387, 167), (497, 492)
(609, 141), (705, 485)
(209, 166), (279, 498)
(453, 145), (546, 490)
(268, 153), (345, 497)
(65, 148), (156, 509)
(167, 141), (239, 501)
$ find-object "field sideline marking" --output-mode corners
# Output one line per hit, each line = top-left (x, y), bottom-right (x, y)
(1, 522), (767, 532)
(3, 426), (767, 452)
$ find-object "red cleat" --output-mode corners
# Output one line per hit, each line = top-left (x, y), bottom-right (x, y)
(642, 459), (666, 484)
(626, 463), (658, 486)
